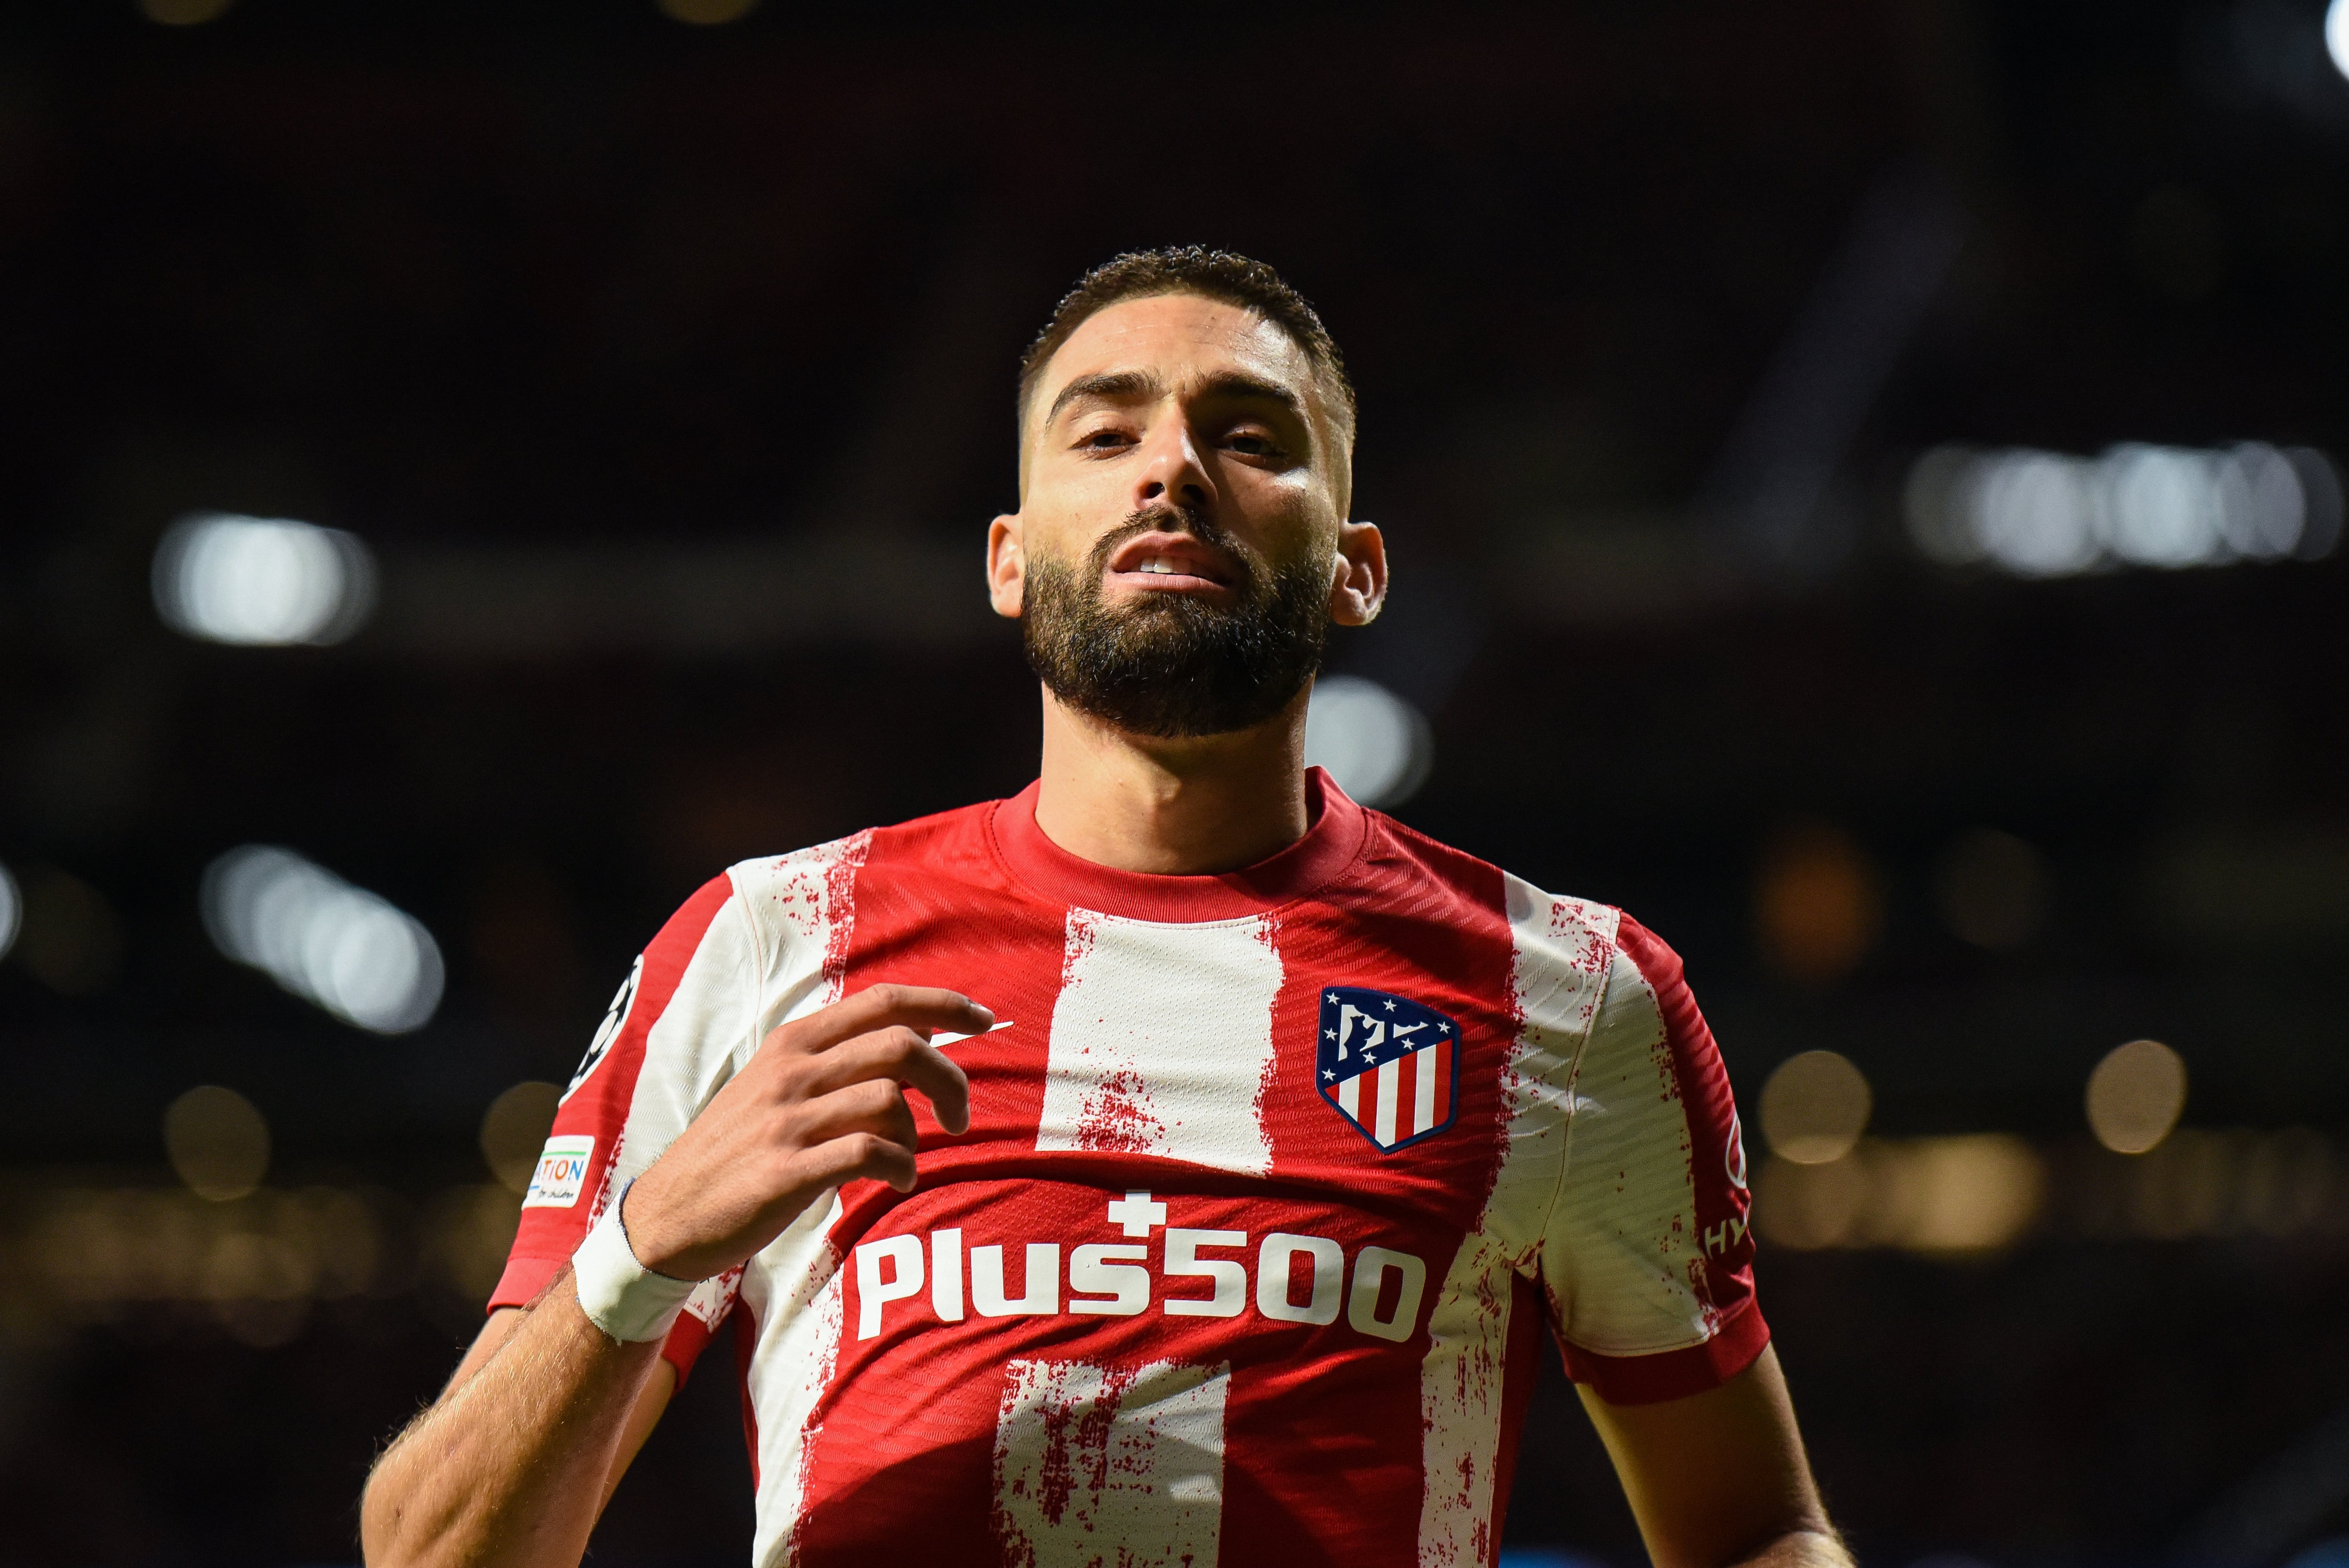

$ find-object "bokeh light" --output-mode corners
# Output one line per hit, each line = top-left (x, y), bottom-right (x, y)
(201, 846), (445, 1033)
(152, 512), (377, 647)
(164, 1086), (270, 1203)
(480, 1081), (561, 1194)
(1905, 441), (2342, 576)
(1934, 828), (2050, 949)
(1759, 1049), (1874, 1165)
(14, 868), (124, 996)
(1753, 822), (1881, 986)
(1758, 1135), (2046, 1252)
(657, 0), (761, 21)
(1305, 674), (1433, 807)
(2330, 0), (2349, 81)
(2086, 1038), (2189, 1154)
(140, 0), (234, 22)
(0, 862), (18, 961)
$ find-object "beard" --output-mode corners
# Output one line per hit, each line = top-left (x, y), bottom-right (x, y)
(1020, 506), (1331, 739)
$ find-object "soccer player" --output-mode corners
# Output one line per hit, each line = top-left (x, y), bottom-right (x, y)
(362, 249), (1846, 1568)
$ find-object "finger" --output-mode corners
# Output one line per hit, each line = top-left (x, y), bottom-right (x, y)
(797, 1028), (972, 1136)
(765, 985), (994, 1058)
(787, 1077), (923, 1155)
(793, 1130), (920, 1195)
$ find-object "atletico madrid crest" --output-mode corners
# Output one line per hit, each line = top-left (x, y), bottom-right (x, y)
(1317, 986), (1460, 1152)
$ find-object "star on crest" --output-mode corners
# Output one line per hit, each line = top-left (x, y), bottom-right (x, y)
(1322, 1069), (1336, 1080)
(1438, 1021), (1451, 1034)
(1325, 993), (1340, 1005)
(1381, 998), (1397, 1012)
(1323, 1027), (1338, 1040)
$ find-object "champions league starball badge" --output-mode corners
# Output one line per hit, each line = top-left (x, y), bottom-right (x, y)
(1316, 986), (1460, 1152)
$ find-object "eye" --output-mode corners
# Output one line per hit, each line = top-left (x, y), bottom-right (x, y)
(1074, 427), (1135, 452)
(1225, 431), (1282, 458)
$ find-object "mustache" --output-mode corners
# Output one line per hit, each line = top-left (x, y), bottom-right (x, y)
(1084, 505), (1259, 590)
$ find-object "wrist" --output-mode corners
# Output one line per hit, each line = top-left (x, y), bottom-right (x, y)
(570, 1180), (697, 1343)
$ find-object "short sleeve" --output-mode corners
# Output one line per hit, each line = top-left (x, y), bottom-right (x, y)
(489, 872), (761, 1384)
(1539, 913), (1766, 1405)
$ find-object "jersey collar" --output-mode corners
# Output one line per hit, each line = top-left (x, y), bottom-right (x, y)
(989, 766), (1369, 923)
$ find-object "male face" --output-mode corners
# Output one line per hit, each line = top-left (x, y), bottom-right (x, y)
(988, 292), (1372, 739)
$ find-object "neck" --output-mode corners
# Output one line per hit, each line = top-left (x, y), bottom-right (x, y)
(1032, 686), (1313, 875)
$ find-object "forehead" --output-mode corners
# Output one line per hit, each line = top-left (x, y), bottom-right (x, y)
(1033, 293), (1319, 424)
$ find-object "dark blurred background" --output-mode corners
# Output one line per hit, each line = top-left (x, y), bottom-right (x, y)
(2, 0), (2347, 1564)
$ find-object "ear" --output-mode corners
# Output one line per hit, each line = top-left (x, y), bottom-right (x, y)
(1328, 519), (1387, 627)
(987, 513), (1026, 619)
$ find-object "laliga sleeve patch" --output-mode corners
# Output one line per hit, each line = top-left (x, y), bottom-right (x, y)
(522, 1134), (596, 1210)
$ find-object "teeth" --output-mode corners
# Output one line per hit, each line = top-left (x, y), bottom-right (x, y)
(1137, 557), (1177, 574)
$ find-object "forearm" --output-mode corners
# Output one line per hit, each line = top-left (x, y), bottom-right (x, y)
(361, 1274), (663, 1568)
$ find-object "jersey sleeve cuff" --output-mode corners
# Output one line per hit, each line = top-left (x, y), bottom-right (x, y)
(488, 1251), (568, 1313)
(1561, 1300), (1771, 1405)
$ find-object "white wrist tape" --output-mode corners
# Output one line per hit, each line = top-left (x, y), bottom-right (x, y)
(571, 1183), (697, 1343)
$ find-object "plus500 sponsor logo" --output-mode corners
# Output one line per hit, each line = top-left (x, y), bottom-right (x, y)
(854, 1227), (1428, 1345)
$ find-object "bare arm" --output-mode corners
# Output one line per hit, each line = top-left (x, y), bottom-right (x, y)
(361, 1289), (674, 1568)
(359, 984), (989, 1568)
(1578, 1345), (1850, 1568)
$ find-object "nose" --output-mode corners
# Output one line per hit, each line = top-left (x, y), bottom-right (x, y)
(1131, 412), (1218, 517)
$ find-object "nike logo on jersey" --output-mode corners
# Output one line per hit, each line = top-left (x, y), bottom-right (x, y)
(1317, 986), (1460, 1152)
(932, 1019), (1016, 1048)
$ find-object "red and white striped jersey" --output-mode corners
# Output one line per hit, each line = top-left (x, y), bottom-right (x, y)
(494, 770), (1764, 1568)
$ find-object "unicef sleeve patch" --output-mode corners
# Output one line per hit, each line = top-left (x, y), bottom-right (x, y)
(522, 1134), (596, 1209)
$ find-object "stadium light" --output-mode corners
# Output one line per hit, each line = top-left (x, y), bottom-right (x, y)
(1305, 675), (1432, 808)
(2330, 0), (2349, 82)
(1905, 441), (2342, 577)
(153, 512), (377, 646)
(201, 846), (443, 1033)
(0, 861), (18, 961)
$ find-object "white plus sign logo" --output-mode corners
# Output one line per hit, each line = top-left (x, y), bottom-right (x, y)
(1104, 1189), (1167, 1238)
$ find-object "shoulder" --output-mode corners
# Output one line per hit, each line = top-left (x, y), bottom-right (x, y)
(1357, 811), (1634, 984)
(714, 797), (1006, 951)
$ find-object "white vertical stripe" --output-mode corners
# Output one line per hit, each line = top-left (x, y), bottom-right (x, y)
(993, 1359), (1228, 1568)
(747, 1193), (848, 1568)
(1374, 1060), (1400, 1148)
(721, 832), (870, 1568)
(1416, 877), (1618, 1568)
(1337, 1071), (1360, 1121)
(1036, 911), (1279, 1174)
(1541, 944), (1716, 1353)
(1413, 1044), (1439, 1136)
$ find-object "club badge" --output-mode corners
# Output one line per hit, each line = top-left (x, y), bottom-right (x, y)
(1317, 986), (1460, 1153)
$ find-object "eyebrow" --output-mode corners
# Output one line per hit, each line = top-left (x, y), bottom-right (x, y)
(1045, 370), (1160, 426)
(1043, 368), (1307, 427)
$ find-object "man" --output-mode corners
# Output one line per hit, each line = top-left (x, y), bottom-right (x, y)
(362, 248), (1846, 1568)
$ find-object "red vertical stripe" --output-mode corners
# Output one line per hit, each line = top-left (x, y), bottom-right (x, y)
(1395, 1047), (1420, 1139)
(1432, 1039), (1452, 1129)
(495, 872), (736, 1304)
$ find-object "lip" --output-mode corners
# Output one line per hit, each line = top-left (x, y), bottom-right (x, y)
(1104, 531), (1238, 592)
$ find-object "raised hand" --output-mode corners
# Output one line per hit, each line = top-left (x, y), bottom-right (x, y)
(620, 984), (989, 1282)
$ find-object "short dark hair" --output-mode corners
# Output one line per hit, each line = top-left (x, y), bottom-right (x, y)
(1017, 247), (1356, 440)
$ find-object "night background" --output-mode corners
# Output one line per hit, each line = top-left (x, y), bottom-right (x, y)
(1, 0), (2346, 1563)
